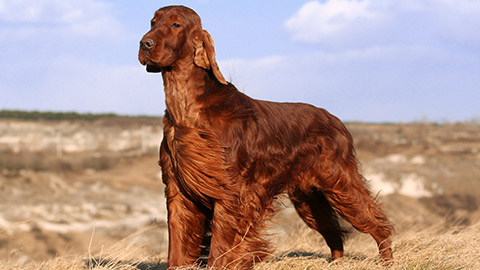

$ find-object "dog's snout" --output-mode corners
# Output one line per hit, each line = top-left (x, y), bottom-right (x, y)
(140, 38), (155, 50)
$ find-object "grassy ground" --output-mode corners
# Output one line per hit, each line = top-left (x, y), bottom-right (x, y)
(1, 221), (479, 270)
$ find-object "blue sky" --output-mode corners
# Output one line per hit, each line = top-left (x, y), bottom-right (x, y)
(1, 0), (479, 122)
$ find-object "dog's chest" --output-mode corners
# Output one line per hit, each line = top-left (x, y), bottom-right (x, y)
(163, 124), (233, 205)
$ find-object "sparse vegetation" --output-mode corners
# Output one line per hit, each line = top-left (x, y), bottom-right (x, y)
(0, 110), (162, 122)
(0, 110), (121, 121)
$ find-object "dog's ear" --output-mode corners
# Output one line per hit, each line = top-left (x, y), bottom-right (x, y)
(192, 29), (227, 85)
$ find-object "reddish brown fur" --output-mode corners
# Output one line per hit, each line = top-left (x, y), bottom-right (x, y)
(139, 5), (393, 269)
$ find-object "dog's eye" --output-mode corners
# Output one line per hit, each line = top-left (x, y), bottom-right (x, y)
(171, 23), (181, 29)
(150, 21), (156, 27)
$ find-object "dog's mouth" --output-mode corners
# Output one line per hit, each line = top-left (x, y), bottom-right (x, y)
(139, 54), (163, 73)
(139, 48), (176, 73)
(146, 64), (162, 73)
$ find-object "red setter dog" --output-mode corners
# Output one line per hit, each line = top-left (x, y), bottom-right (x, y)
(139, 5), (393, 269)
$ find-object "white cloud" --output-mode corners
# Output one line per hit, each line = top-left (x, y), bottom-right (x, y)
(0, 0), (98, 23)
(0, 0), (124, 39)
(285, 0), (381, 43)
(285, 0), (480, 49)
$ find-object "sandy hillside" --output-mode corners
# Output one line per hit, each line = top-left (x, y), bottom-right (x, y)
(0, 117), (479, 269)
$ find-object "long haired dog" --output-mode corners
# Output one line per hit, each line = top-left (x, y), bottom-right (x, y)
(139, 5), (393, 269)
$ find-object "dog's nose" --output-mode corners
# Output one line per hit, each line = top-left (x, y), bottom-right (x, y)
(140, 38), (155, 50)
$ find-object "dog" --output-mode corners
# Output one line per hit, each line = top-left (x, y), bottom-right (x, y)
(139, 5), (393, 269)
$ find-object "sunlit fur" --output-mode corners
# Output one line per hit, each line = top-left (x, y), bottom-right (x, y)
(139, 5), (393, 269)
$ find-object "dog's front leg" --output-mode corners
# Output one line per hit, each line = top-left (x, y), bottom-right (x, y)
(208, 200), (269, 270)
(165, 182), (207, 268)
(208, 201), (242, 269)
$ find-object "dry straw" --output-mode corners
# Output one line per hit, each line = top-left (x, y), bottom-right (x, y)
(1, 222), (478, 270)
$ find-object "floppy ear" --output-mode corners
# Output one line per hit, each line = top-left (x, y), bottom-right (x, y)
(193, 30), (228, 85)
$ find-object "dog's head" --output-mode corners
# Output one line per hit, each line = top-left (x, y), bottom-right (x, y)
(138, 5), (226, 85)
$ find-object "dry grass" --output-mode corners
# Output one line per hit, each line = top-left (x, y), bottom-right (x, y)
(1, 222), (478, 270)
(257, 223), (480, 270)
(0, 225), (164, 270)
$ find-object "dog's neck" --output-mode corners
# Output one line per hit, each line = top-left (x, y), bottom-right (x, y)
(161, 58), (212, 127)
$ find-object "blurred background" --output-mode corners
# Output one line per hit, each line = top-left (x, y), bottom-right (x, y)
(1, 0), (479, 269)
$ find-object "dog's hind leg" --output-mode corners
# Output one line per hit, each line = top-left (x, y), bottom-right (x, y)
(288, 188), (347, 260)
(316, 164), (394, 262)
